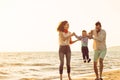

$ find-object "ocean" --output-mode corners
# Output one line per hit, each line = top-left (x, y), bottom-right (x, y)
(0, 49), (120, 80)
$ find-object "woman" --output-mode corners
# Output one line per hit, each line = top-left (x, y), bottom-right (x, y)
(57, 21), (78, 80)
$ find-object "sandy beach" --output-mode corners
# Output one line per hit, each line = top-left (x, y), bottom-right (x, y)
(0, 69), (120, 80)
(73, 69), (120, 80)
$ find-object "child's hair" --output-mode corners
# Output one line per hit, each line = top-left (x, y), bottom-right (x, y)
(82, 30), (87, 33)
(82, 30), (87, 36)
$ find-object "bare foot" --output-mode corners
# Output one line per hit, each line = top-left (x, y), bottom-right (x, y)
(95, 78), (99, 80)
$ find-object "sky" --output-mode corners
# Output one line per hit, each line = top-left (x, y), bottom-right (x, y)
(0, 0), (120, 52)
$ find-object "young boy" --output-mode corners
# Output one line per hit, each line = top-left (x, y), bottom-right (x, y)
(74, 30), (91, 63)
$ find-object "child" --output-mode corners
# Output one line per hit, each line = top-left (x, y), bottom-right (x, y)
(74, 30), (91, 63)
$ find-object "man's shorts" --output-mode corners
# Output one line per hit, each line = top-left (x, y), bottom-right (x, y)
(94, 49), (107, 62)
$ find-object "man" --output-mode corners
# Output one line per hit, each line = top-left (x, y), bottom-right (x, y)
(90, 21), (107, 80)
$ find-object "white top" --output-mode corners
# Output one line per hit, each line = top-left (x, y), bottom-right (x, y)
(93, 29), (106, 50)
(59, 31), (71, 46)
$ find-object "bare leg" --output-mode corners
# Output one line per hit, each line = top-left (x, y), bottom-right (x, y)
(99, 58), (103, 78)
(94, 61), (99, 79)
(60, 74), (62, 80)
(68, 73), (72, 80)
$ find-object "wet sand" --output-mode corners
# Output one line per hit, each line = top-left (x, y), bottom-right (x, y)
(73, 69), (120, 80)
(1, 69), (120, 80)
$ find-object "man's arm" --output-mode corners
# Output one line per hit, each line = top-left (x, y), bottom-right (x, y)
(93, 30), (106, 42)
(87, 33), (93, 39)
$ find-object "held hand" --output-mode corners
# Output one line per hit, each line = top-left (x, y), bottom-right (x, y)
(73, 32), (77, 36)
(90, 30), (93, 34)
(91, 36), (94, 39)
(88, 30), (94, 39)
(88, 30), (92, 35)
(89, 36), (93, 39)
(71, 32), (75, 36)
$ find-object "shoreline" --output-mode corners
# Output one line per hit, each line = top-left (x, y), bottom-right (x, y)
(72, 68), (120, 80)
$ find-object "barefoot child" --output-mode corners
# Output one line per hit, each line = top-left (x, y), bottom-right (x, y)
(74, 30), (91, 63)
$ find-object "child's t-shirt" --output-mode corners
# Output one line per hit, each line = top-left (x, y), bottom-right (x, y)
(76, 36), (88, 47)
